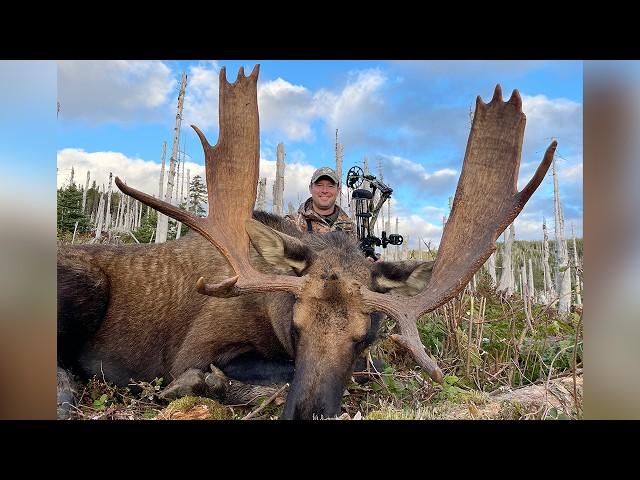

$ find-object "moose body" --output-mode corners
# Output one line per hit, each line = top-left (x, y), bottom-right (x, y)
(58, 211), (400, 418)
(58, 64), (556, 419)
(59, 213), (291, 386)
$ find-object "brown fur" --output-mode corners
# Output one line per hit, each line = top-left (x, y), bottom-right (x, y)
(58, 212), (430, 419)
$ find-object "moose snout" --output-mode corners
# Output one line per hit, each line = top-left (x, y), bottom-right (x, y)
(280, 366), (345, 420)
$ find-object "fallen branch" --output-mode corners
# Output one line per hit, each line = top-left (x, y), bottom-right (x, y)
(242, 383), (289, 420)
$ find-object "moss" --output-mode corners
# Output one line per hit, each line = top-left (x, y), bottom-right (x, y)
(160, 396), (233, 420)
(496, 400), (528, 420)
(364, 403), (441, 420)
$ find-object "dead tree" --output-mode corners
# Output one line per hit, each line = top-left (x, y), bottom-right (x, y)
(572, 222), (582, 305)
(553, 154), (572, 313)
(272, 143), (285, 216)
(257, 177), (267, 211)
(497, 223), (515, 296)
(157, 73), (187, 243)
(82, 170), (90, 213)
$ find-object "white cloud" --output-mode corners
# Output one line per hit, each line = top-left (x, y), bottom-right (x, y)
(57, 61), (176, 124)
(57, 148), (204, 201)
(396, 215), (443, 247)
(381, 154), (458, 195)
(258, 78), (317, 141)
(256, 69), (387, 145)
(182, 61), (220, 131)
(559, 162), (583, 183)
(521, 94), (582, 162)
(314, 69), (387, 143)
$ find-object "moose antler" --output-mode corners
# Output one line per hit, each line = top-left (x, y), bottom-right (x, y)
(362, 85), (557, 384)
(115, 65), (304, 298)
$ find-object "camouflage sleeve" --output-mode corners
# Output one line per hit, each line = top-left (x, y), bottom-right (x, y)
(284, 213), (305, 233)
(332, 219), (357, 239)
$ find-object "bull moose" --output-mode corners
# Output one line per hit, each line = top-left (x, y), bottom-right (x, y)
(57, 64), (556, 419)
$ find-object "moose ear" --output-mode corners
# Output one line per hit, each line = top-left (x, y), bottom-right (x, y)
(246, 219), (313, 275)
(371, 260), (435, 296)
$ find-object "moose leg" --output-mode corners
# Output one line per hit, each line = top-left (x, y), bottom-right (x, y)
(160, 364), (288, 408)
(159, 368), (208, 400)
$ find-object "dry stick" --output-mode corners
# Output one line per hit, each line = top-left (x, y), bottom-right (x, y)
(543, 341), (583, 413)
(466, 295), (474, 380)
(72, 221), (79, 244)
(572, 312), (583, 415)
(476, 297), (486, 388)
(129, 230), (140, 244)
(533, 366), (582, 385)
(241, 383), (289, 420)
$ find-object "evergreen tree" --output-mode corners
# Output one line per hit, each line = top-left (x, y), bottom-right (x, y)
(132, 209), (158, 243)
(189, 175), (208, 217)
(57, 184), (91, 234)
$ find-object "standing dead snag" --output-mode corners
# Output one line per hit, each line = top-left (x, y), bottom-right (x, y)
(552, 154), (572, 313)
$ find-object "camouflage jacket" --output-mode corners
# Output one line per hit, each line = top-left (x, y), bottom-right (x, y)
(285, 198), (356, 238)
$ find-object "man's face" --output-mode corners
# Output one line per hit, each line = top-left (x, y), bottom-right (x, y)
(309, 178), (338, 211)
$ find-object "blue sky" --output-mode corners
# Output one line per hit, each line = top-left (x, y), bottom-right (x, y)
(55, 60), (583, 246)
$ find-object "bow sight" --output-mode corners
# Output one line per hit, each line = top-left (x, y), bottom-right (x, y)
(346, 165), (403, 259)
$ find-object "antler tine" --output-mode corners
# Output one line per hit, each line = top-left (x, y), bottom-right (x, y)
(117, 64), (304, 298)
(361, 86), (555, 384)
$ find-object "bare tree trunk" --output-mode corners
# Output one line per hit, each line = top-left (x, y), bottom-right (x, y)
(158, 141), (167, 200)
(572, 223), (582, 305)
(273, 143), (285, 216)
(105, 173), (113, 234)
(553, 156), (572, 313)
(157, 72), (187, 243)
(174, 155), (181, 205)
(125, 195), (131, 232)
(114, 193), (122, 231)
(486, 252), (497, 285)
(287, 202), (295, 217)
(82, 170), (90, 213)
(94, 191), (105, 241)
(528, 257), (535, 302)
(186, 169), (191, 212)
(521, 261), (533, 329)
(497, 224), (515, 295)
(155, 141), (167, 236)
(257, 177), (267, 211)
(71, 221), (78, 244)
(137, 200), (143, 229)
(542, 218), (554, 303)
(133, 200), (139, 231)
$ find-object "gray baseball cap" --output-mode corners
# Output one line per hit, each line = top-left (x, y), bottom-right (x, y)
(310, 167), (339, 185)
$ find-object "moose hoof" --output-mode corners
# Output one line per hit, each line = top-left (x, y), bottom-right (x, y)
(159, 369), (207, 400)
(205, 364), (230, 399)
